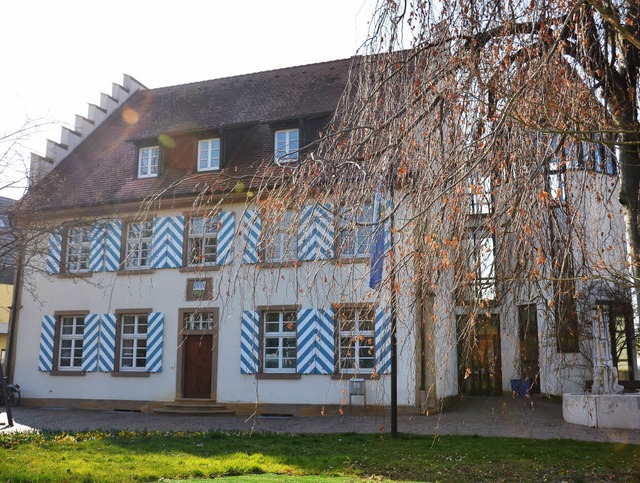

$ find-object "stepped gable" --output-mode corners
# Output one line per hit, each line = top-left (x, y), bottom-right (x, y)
(29, 75), (146, 185)
(25, 57), (355, 213)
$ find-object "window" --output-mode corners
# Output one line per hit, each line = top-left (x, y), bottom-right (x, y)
(119, 314), (147, 370)
(198, 138), (220, 171)
(263, 310), (297, 372)
(184, 311), (216, 331)
(555, 285), (579, 353)
(596, 303), (636, 380)
(138, 146), (159, 178)
(548, 159), (566, 204)
(338, 205), (374, 259)
(582, 141), (617, 175)
(264, 211), (297, 263)
(65, 226), (91, 272)
(337, 307), (375, 374)
(274, 128), (299, 163)
(466, 233), (496, 301)
(469, 173), (492, 214)
(187, 217), (217, 266)
(125, 221), (153, 270)
(57, 315), (84, 370)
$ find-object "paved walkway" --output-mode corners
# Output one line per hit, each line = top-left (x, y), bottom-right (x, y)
(2, 396), (639, 445)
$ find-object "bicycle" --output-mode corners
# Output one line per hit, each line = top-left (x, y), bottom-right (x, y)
(0, 377), (20, 407)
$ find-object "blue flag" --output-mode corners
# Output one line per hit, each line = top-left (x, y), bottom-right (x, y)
(369, 182), (385, 289)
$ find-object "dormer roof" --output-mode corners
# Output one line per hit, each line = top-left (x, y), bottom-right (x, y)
(25, 57), (356, 213)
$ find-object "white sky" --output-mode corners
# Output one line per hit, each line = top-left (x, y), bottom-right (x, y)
(0, 0), (374, 199)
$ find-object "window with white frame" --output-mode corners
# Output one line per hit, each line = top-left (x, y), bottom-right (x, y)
(548, 159), (566, 204)
(263, 310), (297, 372)
(138, 146), (159, 178)
(265, 211), (297, 263)
(469, 173), (492, 214)
(198, 138), (220, 171)
(274, 128), (299, 163)
(58, 315), (84, 370)
(184, 311), (216, 331)
(66, 226), (91, 272)
(468, 233), (496, 301)
(337, 307), (375, 373)
(187, 217), (218, 266)
(338, 205), (374, 259)
(125, 221), (153, 269)
(119, 314), (147, 370)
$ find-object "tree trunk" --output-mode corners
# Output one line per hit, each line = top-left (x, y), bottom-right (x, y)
(618, 134), (640, 380)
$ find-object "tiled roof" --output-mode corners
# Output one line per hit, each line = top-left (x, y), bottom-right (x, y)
(24, 57), (356, 213)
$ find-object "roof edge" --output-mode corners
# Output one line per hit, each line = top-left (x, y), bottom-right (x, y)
(29, 74), (146, 185)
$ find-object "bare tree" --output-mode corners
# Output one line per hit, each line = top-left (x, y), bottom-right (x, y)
(235, 0), (639, 399)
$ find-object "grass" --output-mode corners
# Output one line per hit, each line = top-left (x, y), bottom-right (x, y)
(0, 429), (639, 482)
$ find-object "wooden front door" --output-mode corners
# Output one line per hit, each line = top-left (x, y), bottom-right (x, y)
(183, 335), (213, 398)
(458, 315), (503, 396)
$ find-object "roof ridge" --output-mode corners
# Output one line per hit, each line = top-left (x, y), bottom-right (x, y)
(149, 55), (360, 91)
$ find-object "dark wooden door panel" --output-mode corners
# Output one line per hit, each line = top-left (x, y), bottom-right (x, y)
(183, 335), (213, 398)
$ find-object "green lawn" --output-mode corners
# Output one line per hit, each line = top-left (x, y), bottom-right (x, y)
(0, 430), (638, 482)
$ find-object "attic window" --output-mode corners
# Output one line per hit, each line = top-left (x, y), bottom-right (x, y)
(198, 138), (220, 171)
(274, 129), (299, 163)
(138, 146), (159, 178)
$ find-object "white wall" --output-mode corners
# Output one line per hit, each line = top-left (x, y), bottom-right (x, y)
(13, 202), (417, 407)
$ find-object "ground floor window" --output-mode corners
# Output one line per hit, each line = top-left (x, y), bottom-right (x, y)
(263, 310), (297, 372)
(119, 314), (148, 370)
(336, 306), (375, 374)
(58, 315), (85, 370)
(597, 302), (637, 381)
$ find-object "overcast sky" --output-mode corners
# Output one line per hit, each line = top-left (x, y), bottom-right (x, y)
(0, 0), (373, 199)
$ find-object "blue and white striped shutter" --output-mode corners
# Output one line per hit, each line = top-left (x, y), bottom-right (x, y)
(240, 310), (260, 374)
(316, 204), (335, 260)
(38, 315), (56, 371)
(81, 313), (101, 372)
(151, 216), (184, 269)
(242, 211), (261, 264)
(46, 230), (62, 275)
(316, 307), (335, 374)
(298, 205), (315, 261)
(375, 306), (391, 375)
(146, 312), (164, 373)
(89, 223), (106, 272)
(297, 308), (316, 374)
(98, 313), (117, 372)
(216, 212), (234, 265)
(298, 204), (335, 261)
(104, 220), (122, 272)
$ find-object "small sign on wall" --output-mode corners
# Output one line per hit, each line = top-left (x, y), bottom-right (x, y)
(186, 278), (212, 301)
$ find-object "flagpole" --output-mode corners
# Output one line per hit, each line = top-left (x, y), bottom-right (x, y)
(388, 165), (398, 439)
(369, 164), (398, 438)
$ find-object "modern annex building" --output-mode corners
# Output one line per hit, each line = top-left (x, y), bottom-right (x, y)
(7, 56), (635, 413)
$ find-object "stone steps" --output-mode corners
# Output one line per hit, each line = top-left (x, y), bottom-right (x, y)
(153, 399), (235, 416)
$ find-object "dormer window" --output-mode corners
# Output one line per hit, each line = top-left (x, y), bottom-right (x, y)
(274, 128), (299, 163)
(198, 138), (220, 171)
(138, 146), (159, 178)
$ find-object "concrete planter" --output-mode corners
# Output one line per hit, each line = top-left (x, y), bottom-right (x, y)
(563, 393), (640, 429)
